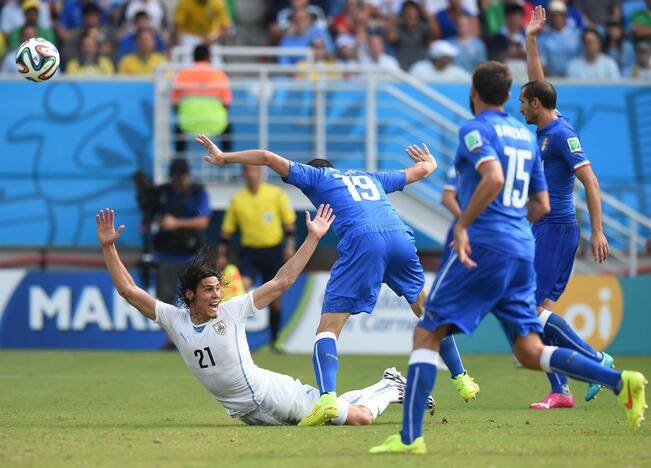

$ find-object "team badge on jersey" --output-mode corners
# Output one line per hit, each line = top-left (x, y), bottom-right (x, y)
(567, 137), (582, 153)
(213, 320), (227, 335)
(464, 130), (483, 152)
(541, 136), (549, 152)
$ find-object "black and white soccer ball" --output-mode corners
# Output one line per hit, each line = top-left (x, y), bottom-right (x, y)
(15, 37), (60, 82)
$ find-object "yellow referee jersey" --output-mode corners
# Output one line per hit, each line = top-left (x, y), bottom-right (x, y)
(222, 183), (296, 248)
(173, 0), (231, 37)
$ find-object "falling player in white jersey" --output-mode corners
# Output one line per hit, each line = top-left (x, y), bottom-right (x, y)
(97, 206), (434, 426)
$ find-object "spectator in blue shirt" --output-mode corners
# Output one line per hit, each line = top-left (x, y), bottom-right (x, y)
(450, 13), (486, 72)
(539, 0), (581, 76)
(116, 10), (166, 61)
(60, 0), (109, 31)
(278, 7), (334, 64)
(433, 0), (479, 39)
(567, 27), (621, 79)
(604, 17), (635, 74)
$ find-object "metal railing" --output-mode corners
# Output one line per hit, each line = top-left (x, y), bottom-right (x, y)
(153, 52), (651, 275)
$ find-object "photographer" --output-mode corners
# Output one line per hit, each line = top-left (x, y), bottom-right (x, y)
(150, 158), (211, 305)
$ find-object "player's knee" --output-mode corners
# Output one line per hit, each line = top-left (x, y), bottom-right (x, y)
(513, 339), (544, 370)
(317, 313), (349, 336)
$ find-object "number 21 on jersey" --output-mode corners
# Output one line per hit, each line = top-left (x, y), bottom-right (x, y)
(502, 146), (531, 208)
(333, 174), (380, 201)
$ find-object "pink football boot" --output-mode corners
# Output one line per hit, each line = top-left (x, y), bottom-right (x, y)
(529, 392), (575, 409)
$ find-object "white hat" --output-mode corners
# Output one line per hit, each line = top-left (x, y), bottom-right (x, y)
(548, 0), (567, 14)
(429, 40), (459, 59)
(336, 34), (355, 49)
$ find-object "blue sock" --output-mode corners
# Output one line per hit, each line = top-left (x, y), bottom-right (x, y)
(542, 346), (622, 393)
(540, 310), (602, 362)
(546, 372), (570, 394)
(313, 332), (338, 394)
(439, 335), (465, 377)
(400, 349), (437, 445)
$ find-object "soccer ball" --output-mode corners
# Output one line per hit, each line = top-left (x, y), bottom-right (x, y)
(15, 37), (60, 82)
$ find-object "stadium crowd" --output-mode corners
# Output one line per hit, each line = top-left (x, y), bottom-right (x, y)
(1, 0), (651, 80)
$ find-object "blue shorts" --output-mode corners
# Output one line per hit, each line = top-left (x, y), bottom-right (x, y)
(421, 246), (542, 344)
(322, 228), (425, 314)
(533, 222), (580, 306)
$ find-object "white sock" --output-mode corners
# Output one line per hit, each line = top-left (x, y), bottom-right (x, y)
(538, 308), (553, 328)
(539, 345), (558, 373)
(330, 399), (349, 425)
(351, 379), (400, 420)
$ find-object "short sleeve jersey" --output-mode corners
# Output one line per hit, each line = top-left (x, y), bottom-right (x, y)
(536, 116), (590, 224)
(154, 293), (270, 418)
(285, 163), (409, 239)
(443, 166), (458, 193)
(158, 183), (211, 218)
(455, 109), (547, 261)
(221, 183), (296, 248)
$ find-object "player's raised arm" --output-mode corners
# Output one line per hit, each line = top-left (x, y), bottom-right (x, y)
(525, 5), (546, 82)
(403, 143), (438, 184)
(575, 165), (610, 263)
(97, 209), (156, 320)
(252, 204), (334, 310)
(196, 134), (291, 178)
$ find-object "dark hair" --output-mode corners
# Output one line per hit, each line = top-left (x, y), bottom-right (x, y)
(521, 80), (557, 110)
(504, 4), (524, 16)
(169, 158), (190, 177)
(193, 44), (210, 62)
(134, 10), (149, 21)
(82, 3), (101, 16)
(472, 61), (512, 106)
(401, 0), (422, 17)
(177, 247), (222, 309)
(581, 27), (602, 46)
(307, 158), (334, 168)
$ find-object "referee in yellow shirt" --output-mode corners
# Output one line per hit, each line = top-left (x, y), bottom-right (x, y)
(218, 166), (296, 352)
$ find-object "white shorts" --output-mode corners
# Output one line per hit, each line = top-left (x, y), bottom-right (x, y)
(239, 371), (320, 426)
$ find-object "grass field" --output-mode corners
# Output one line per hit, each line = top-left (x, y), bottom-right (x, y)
(0, 351), (650, 467)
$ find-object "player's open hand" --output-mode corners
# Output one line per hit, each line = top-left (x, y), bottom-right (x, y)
(306, 204), (335, 240)
(96, 208), (125, 247)
(526, 5), (546, 37)
(591, 231), (610, 264)
(196, 134), (225, 166)
(453, 224), (477, 269)
(406, 143), (437, 169)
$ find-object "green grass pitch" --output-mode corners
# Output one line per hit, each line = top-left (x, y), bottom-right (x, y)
(0, 351), (649, 467)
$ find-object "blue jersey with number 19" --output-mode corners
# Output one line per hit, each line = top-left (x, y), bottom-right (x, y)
(285, 162), (409, 238)
(455, 109), (547, 261)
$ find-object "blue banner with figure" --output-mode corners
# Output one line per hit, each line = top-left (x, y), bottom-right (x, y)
(0, 80), (153, 247)
(0, 79), (649, 247)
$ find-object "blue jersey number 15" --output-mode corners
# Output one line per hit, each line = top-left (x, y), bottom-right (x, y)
(502, 146), (532, 208)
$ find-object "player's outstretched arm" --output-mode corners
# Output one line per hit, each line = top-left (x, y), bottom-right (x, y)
(525, 5), (546, 82)
(527, 190), (551, 223)
(252, 204), (334, 310)
(404, 143), (437, 184)
(196, 134), (291, 178)
(575, 165), (610, 263)
(97, 209), (156, 320)
(454, 160), (504, 268)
